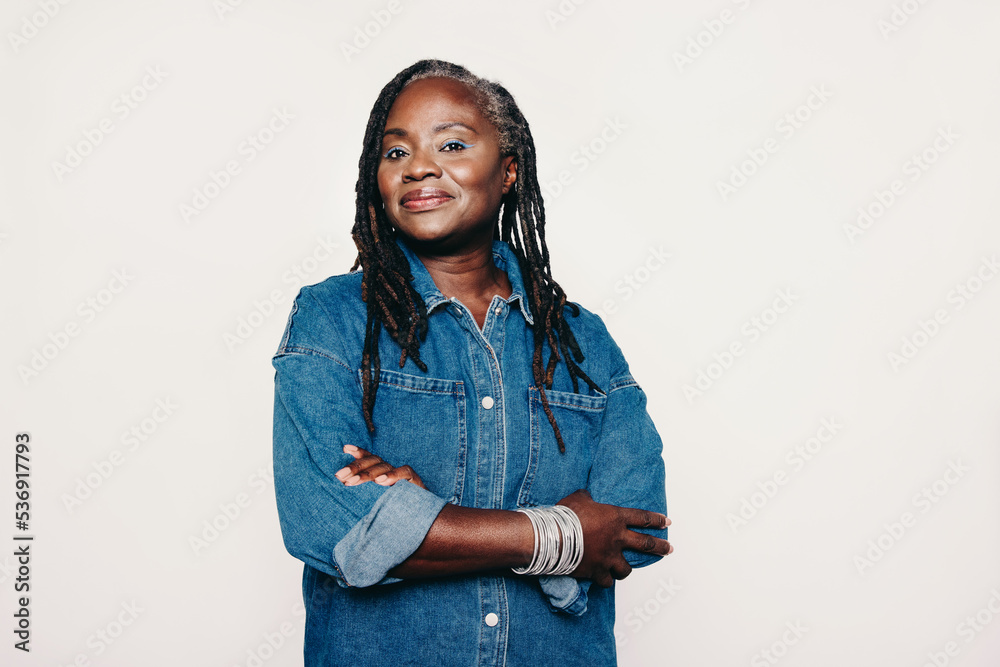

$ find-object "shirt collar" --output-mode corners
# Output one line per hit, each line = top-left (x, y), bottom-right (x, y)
(393, 236), (535, 326)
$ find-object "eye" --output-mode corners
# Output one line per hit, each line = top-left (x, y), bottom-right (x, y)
(383, 147), (407, 160)
(441, 140), (474, 152)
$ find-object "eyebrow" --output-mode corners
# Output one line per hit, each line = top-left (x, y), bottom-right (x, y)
(382, 122), (479, 138)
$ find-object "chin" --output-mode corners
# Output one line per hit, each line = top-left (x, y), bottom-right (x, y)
(393, 217), (457, 240)
(393, 226), (452, 245)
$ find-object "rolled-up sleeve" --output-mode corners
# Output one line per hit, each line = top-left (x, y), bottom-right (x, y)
(272, 289), (447, 588)
(589, 369), (669, 568)
(538, 323), (669, 615)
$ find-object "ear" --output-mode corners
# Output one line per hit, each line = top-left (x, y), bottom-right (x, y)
(501, 157), (517, 195)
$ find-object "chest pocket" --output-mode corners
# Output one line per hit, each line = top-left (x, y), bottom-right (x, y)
(518, 386), (607, 507)
(362, 368), (467, 504)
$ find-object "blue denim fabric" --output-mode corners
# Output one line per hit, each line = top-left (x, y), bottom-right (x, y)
(272, 237), (668, 666)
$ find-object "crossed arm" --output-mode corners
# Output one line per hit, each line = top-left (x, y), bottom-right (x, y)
(273, 290), (672, 592)
(335, 445), (673, 588)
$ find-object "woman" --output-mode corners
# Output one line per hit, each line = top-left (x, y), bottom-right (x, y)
(272, 59), (672, 666)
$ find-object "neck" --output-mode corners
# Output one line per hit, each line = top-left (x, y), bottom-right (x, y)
(415, 241), (512, 304)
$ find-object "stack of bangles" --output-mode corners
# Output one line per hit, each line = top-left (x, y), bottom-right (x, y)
(510, 505), (584, 576)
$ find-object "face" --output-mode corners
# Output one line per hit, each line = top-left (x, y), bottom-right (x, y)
(377, 76), (516, 255)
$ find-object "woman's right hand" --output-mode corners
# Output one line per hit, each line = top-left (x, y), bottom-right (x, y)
(557, 489), (672, 588)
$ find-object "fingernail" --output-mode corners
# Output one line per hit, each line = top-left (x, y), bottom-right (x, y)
(335, 467), (350, 480)
(374, 475), (388, 483)
(346, 475), (360, 485)
(343, 445), (358, 452)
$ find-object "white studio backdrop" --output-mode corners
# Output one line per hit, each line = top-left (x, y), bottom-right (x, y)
(2, 0), (999, 665)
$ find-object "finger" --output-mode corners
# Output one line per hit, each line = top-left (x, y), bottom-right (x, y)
(622, 507), (669, 530)
(334, 445), (371, 480)
(335, 454), (384, 481)
(623, 531), (672, 556)
(611, 560), (633, 581)
(346, 461), (395, 486)
(375, 465), (425, 490)
(399, 465), (426, 489)
(373, 471), (400, 486)
(373, 469), (407, 486)
(343, 457), (391, 484)
(352, 454), (386, 473)
(343, 444), (370, 460)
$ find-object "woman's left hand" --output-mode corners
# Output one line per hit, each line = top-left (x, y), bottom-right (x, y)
(333, 445), (426, 489)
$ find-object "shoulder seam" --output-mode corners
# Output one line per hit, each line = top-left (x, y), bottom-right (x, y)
(610, 374), (638, 392)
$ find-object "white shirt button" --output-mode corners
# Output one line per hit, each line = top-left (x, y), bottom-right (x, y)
(484, 612), (499, 627)
(481, 396), (494, 410)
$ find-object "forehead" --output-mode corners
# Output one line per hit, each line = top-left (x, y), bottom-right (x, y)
(385, 77), (490, 131)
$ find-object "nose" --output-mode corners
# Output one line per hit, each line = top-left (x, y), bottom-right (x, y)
(402, 146), (442, 182)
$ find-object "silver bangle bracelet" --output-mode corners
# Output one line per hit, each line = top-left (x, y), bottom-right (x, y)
(511, 505), (584, 576)
(548, 505), (584, 575)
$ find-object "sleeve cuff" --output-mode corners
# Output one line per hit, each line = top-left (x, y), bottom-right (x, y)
(538, 575), (591, 616)
(332, 481), (448, 588)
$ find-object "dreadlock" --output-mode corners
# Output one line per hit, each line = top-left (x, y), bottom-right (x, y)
(350, 59), (600, 453)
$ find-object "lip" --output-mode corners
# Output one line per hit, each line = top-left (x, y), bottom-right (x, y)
(400, 187), (454, 211)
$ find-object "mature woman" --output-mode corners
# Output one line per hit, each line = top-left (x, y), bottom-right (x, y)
(272, 59), (672, 666)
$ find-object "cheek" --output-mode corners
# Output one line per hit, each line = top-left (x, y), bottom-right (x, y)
(375, 169), (401, 227)
(454, 162), (503, 197)
(376, 166), (394, 203)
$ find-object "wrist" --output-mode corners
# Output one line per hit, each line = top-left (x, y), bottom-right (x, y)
(511, 505), (584, 576)
(512, 509), (535, 568)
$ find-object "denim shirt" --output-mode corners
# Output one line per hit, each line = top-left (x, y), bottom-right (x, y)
(272, 238), (668, 666)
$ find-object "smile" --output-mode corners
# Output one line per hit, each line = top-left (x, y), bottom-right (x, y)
(400, 188), (454, 211)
